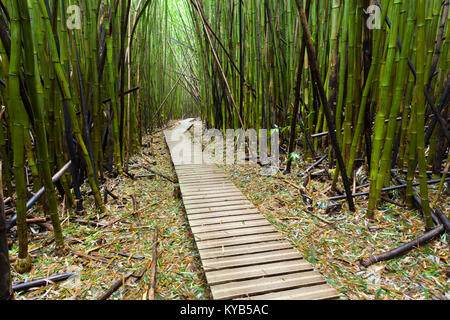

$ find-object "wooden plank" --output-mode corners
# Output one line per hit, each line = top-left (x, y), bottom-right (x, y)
(183, 195), (247, 205)
(191, 219), (270, 233)
(196, 233), (283, 250)
(202, 248), (301, 271)
(181, 188), (239, 196)
(180, 180), (234, 187)
(182, 192), (244, 201)
(179, 178), (229, 184)
(210, 271), (326, 300)
(205, 259), (313, 285)
(237, 284), (340, 300)
(176, 169), (220, 174)
(194, 225), (276, 242)
(181, 182), (235, 189)
(180, 186), (239, 193)
(184, 200), (252, 210)
(189, 214), (265, 227)
(187, 209), (260, 221)
(180, 185), (240, 197)
(177, 172), (224, 176)
(175, 164), (216, 168)
(178, 174), (227, 179)
(179, 181), (233, 187)
(186, 204), (255, 215)
(198, 240), (293, 259)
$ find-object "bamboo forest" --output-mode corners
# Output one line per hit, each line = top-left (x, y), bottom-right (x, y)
(0, 0), (449, 302)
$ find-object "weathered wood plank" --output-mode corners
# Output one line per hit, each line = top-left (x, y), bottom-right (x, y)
(178, 174), (227, 180)
(197, 240), (292, 259)
(210, 271), (326, 300)
(182, 192), (244, 201)
(187, 209), (261, 221)
(181, 187), (239, 195)
(189, 214), (265, 227)
(191, 219), (270, 233)
(180, 181), (235, 187)
(237, 284), (340, 300)
(184, 200), (253, 210)
(181, 182), (236, 189)
(205, 259), (313, 285)
(194, 225), (277, 242)
(178, 176), (228, 181)
(186, 204), (255, 215)
(183, 195), (247, 205)
(195, 233), (283, 250)
(180, 186), (240, 194)
(202, 248), (301, 271)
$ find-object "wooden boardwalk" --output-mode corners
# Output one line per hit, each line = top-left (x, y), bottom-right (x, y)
(164, 120), (339, 300)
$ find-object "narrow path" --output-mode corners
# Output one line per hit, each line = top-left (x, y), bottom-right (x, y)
(164, 120), (339, 300)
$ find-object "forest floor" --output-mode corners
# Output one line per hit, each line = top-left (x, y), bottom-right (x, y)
(9, 121), (449, 300)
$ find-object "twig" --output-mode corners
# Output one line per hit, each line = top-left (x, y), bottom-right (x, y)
(71, 218), (107, 228)
(71, 250), (118, 267)
(111, 251), (145, 260)
(142, 157), (177, 183)
(98, 272), (134, 300)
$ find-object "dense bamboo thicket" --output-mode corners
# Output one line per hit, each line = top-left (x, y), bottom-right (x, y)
(184, 0), (449, 220)
(0, 0), (448, 280)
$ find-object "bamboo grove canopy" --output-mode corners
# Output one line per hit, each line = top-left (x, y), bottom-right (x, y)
(0, 0), (448, 274)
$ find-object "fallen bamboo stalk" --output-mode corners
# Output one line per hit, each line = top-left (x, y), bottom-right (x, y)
(360, 225), (445, 268)
(434, 208), (450, 235)
(329, 177), (450, 201)
(299, 155), (327, 177)
(123, 170), (136, 180)
(12, 273), (76, 293)
(134, 174), (156, 179)
(145, 228), (159, 300)
(106, 189), (119, 201)
(7, 161), (72, 230)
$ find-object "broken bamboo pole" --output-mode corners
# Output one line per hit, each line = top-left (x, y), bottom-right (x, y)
(12, 273), (76, 293)
(360, 225), (445, 268)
